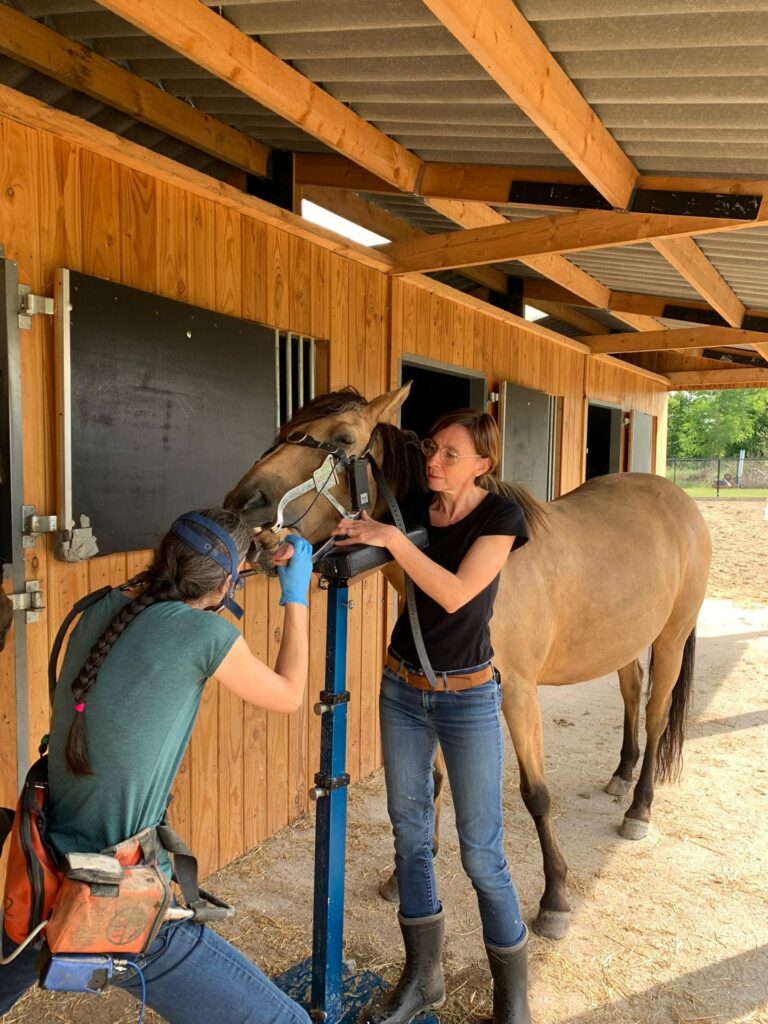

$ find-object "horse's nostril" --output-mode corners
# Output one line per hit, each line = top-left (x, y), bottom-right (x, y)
(246, 488), (268, 510)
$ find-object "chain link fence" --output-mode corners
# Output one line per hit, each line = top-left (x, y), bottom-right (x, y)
(667, 457), (768, 497)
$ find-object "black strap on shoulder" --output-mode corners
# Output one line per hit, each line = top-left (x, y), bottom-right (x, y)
(368, 457), (437, 689)
(47, 586), (115, 708)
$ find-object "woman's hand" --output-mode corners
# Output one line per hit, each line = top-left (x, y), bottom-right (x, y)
(272, 534), (313, 606)
(331, 511), (396, 549)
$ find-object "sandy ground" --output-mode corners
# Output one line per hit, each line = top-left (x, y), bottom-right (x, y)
(6, 500), (768, 1024)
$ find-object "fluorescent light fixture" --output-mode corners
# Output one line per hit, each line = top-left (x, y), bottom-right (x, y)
(524, 304), (546, 322)
(301, 199), (389, 247)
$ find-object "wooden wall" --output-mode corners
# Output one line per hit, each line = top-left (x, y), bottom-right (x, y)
(0, 109), (668, 879)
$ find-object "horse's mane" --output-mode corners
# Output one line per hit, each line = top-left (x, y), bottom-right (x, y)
(279, 387), (548, 539)
(480, 476), (549, 538)
(370, 423), (428, 518)
(276, 386), (368, 442)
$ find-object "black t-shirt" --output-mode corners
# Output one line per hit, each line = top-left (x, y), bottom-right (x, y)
(389, 490), (529, 672)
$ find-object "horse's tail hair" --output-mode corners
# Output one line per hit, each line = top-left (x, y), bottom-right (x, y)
(654, 627), (696, 784)
(480, 476), (549, 538)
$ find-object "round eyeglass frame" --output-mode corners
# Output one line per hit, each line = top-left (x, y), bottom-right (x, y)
(420, 437), (482, 466)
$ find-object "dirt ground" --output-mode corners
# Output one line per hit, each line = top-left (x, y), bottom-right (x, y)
(6, 500), (768, 1024)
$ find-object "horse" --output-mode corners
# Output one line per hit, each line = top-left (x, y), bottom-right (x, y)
(224, 384), (711, 940)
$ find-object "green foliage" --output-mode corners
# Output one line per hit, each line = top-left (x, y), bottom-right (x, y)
(667, 389), (768, 457)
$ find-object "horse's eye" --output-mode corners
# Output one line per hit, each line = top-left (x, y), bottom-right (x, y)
(333, 436), (354, 447)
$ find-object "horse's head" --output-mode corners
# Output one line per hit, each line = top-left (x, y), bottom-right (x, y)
(224, 384), (413, 566)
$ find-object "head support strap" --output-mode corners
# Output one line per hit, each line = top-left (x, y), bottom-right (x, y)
(170, 512), (244, 620)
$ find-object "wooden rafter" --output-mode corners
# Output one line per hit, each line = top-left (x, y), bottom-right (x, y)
(522, 279), (768, 328)
(0, 2), (270, 176)
(665, 368), (768, 388)
(533, 301), (607, 336)
(302, 187), (507, 293)
(383, 210), (751, 275)
(95, 0), (422, 192)
(294, 155), (768, 208)
(588, 328), (768, 355)
(650, 238), (745, 327)
(420, 0), (637, 208)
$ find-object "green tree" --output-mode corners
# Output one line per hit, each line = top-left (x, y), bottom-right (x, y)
(667, 389), (767, 458)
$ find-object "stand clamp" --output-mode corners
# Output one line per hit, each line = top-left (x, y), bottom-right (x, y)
(309, 772), (350, 801)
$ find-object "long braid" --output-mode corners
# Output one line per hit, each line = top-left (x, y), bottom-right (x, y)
(64, 507), (250, 776)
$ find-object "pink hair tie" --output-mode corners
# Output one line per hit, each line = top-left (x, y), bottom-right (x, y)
(73, 702), (86, 713)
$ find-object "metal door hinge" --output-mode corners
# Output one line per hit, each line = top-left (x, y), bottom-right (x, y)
(10, 580), (45, 623)
(22, 505), (58, 548)
(18, 285), (54, 330)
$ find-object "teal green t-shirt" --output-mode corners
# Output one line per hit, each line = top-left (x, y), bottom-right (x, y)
(47, 590), (240, 863)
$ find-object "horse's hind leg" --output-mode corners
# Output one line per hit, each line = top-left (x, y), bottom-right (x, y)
(620, 623), (696, 841)
(378, 747), (445, 902)
(502, 677), (570, 940)
(605, 658), (643, 797)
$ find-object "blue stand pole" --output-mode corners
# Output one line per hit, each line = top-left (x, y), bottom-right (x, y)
(275, 578), (438, 1024)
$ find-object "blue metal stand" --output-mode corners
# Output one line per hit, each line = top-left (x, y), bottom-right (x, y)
(275, 577), (438, 1023)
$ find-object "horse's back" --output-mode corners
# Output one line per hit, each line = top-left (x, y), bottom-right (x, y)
(494, 474), (711, 684)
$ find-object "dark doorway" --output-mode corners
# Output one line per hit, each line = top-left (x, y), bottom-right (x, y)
(400, 359), (486, 439)
(586, 402), (622, 480)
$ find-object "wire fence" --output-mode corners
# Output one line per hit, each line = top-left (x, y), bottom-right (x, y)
(667, 457), (768, 497)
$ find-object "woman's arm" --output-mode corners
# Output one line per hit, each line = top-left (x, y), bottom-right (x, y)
(332, 515), (515, 614)
(215, 604), (309, 713)
(216, 535), (311, 712)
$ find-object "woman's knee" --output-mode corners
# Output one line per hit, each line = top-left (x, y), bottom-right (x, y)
(459, 844), (509, 891)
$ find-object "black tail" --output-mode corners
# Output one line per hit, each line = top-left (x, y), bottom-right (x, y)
(654, 628), (696, 784)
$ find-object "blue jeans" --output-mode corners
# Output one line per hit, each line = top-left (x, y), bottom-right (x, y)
(1, 922), (309, 1023)
(379, 667), (525, 948)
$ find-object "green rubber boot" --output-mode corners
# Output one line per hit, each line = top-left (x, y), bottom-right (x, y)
(485, 927), (531, 1024)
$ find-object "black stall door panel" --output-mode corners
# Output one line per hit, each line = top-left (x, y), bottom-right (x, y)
(66, 271), (276, 555)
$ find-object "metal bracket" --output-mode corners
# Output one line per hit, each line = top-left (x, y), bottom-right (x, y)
(22, 505), (58, 548)
(18, 285), (54, 330)
(10, 580), (45, 623)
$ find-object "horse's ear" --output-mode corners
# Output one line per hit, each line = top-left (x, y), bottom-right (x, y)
(367, 383), (411, 425)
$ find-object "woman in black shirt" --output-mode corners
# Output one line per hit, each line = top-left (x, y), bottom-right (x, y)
(332, 409), (531, 1024)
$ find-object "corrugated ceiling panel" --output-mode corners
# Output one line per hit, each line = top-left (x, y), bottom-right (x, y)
(568, 244), (704, 300)
(697, 227), (768, 309)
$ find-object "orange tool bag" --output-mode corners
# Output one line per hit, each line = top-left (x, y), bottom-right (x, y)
(1, 586), (233, 962)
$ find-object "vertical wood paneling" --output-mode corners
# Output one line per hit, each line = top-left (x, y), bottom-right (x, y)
(3, 111), (669, 889)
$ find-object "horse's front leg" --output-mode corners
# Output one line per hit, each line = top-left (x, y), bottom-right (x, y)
(502, 676), (571, 940)
(605, 658), (643, 797)
(378, 747), (445, 903)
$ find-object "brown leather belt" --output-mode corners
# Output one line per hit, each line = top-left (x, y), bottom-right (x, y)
(385, 652), (494, 692)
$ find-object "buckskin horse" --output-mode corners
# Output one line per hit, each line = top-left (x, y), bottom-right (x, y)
(224, 385), (711, 940)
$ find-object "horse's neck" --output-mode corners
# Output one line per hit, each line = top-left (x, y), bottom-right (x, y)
(371, 424), (426, 515)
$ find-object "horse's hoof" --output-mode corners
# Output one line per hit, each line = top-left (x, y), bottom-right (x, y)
(378, 870), (399, 902)
(604, 775), (631, 797)
(619, 815), (649, 841)
(532, 909), (570, 941)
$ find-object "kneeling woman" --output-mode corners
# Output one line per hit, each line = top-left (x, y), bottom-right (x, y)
(1, 508), (313, 1024)
(332, 410), (532, 1024)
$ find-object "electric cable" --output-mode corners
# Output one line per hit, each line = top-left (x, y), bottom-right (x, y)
(123, 960), (147, 1024)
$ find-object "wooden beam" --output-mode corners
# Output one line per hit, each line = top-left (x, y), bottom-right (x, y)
(384, 210), (751, 275)
(534, 301), (606, 336)
(0, 83), (393, 273)
(424, 197), (506, 230)
(651, 237), (745, 327)
(302, 187), (508, 293)
(295, 154), (768, 207)
(419, 0), (637, 207)
(0, 2), (270, 176)
(665, 368), (768, 388)
(589, 327), (768, 355)
(95, 0), (422, 192)
(752, 342), (768, 363)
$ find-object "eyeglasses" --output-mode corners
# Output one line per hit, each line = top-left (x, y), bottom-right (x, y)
(421, 437), (482, 467)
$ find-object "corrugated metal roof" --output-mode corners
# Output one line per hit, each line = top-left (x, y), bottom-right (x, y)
(3, 0), (768, 326)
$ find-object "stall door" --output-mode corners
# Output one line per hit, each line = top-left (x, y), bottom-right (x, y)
(499, 382), (555, 500)
(629, 411), (655, 473)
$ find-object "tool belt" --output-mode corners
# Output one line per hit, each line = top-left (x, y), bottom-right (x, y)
(1, 752), (233, 959)
(386, 651), (495, 692)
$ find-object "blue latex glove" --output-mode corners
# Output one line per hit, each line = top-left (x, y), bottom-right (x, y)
(275, 535), (313, 607)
